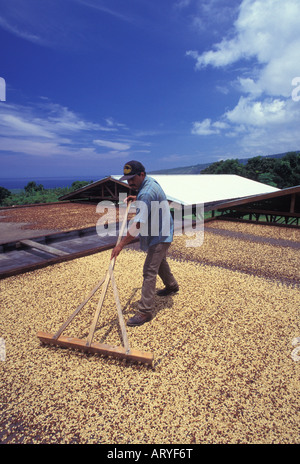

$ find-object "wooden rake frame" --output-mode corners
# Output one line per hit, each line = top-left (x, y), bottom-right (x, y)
(37, 202), (154, 366)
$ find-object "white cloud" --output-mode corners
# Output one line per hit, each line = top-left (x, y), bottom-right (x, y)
(192, 119), (216, 135)
(0, 101), (111, 142)
(192, 96), (300, 156)
(0, 136), (100, 158)
(93, 139), (131, 151)
(187, 0), (300, 98)
(104, 117), (127, 130)
(185, 0), (241, 35)
(0, 113), (55, 139)
(225, 97), (288, 126)
(192, 95), (300, 151)
(0, 100), (142, 160)
(174, 0), (191, 9)
(188, 0), (300, 155)
(0, 15), (46, 45)
(74, 0), (133, 23)
(191, 118), (228, 135)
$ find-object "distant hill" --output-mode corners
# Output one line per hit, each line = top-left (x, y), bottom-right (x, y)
(150, 163), (211, 174)
(149, 151), (296, 175)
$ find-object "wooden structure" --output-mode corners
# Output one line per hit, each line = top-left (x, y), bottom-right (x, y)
(59, 176), (132, 203)
(0, 226), (136, 280)
(59, 174), (279, 206)
(58, 174), (299, 228)
(2, 180), (299, 280)
(211, 185), (300, 227)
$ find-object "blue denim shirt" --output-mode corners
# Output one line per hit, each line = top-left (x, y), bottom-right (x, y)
(133, 176), (174, 251)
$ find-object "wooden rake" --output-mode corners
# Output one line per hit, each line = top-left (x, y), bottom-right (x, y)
(37, 201), (154, 366)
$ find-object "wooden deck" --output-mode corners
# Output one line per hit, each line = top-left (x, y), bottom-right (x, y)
(0, 225), (137, 279)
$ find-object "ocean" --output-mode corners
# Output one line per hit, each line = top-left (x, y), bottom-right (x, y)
(0, 175), (107, 191)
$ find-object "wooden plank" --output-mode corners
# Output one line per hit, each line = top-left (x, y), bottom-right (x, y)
(219, 216), (300, 228)
(20, 239), (68, 257)
(210, 186), (300, 212)
(224, 207), (300, 218)
(37, 331), (154, 365)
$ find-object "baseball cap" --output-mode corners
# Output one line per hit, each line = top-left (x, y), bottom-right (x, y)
(120, 160), (146, 181)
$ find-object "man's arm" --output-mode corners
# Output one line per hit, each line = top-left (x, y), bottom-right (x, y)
(110, 221), (140, 260)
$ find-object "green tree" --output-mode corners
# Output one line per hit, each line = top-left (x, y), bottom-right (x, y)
(257, 172), (277, 187)
(71, 180), (92, 191)
(201, 159), (245, 176)
(24, 181), (44, 193)
(0, 186), (11, 205)
(272, 159), (293, 188)
(283, 152), (300, 187)
(244, 153), (300, 188)
(201, 152), (300, 188)
(244, 156), (277, 181)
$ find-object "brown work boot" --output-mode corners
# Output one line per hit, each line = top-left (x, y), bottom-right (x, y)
(127, 312), (152, 327)
(156, 285), (179, 296)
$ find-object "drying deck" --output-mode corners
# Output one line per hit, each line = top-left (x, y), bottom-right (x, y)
(0, 226), (131, 279)
(0, 201), (187, 279)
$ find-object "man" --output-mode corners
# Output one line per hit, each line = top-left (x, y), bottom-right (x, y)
(111, 160), (179, 327)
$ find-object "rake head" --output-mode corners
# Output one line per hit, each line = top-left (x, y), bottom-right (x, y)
(37, 331), (154, 366)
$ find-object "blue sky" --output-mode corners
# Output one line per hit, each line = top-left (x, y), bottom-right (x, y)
(1, 0), (300, 178)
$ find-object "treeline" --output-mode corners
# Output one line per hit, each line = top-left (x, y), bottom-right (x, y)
(0, 180), (91, 206)
(1, 152), (300, 206)
(201, 152), (300, 189)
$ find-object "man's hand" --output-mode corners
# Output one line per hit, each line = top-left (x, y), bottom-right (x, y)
(110, 221), (140, 260)
(111, 243), (123, 260)
(124, 195), (136, 203)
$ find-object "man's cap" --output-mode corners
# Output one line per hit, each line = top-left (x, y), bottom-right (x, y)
(120, 160), (145, 181)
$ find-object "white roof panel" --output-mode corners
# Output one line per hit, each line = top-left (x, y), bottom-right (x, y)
(112, 174), (279, 205)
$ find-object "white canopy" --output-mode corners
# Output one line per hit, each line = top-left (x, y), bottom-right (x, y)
(112, 174), (279, 205)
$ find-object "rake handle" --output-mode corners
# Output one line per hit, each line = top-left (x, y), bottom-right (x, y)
(86, 201), (131, 347)
(53, 277), (105, 340)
